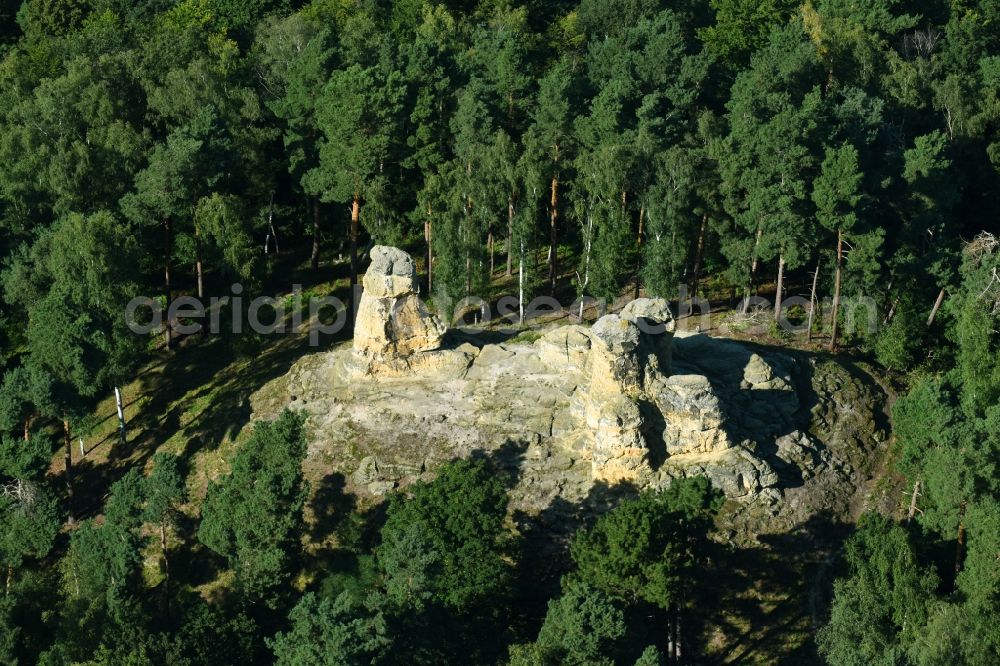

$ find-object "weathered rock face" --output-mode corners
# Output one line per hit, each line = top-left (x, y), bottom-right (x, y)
(250, 246), (888, 545)
(620, 296), (674, 377)
(353, 246), (445, 358)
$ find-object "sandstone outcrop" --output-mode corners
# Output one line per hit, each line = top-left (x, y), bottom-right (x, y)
(353, 245), (445, 358)
(250, 246), (888, 544)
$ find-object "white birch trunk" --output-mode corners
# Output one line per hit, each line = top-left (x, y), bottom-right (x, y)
(114, 385), (126, 446)
(580, 212), (594, 320)
(518, 239), (525, 325)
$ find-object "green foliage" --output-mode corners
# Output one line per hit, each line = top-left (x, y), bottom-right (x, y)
(60, 469), (147, 652)
(817, 514), (938, 665)
(194, 193), (260, 283)
(254, 14), (332, 186)
(950, 499), (1000, 658)
(4, 211), (144, 401)
(0, 474), (61, 574)
(699, 0), (799, 63)
(511, 479), (723, 666)
(155, 600), (259, 665)
(0, 0), (999, 661)
(892, 375), (957, 479)
(308, 61), (406, 238)
(632, 644), (667, 666)
(570, 477), (723, 608)
(142, 453), (185, 528)
(0, 433), (51, 480)
(0, 363), (56, 435)
(873, 297), (926, 371)
(0, 591), (17, 664)
(533, 581), (628, 666)
(0, 432), (60, 581)
(198, 410), (308, 603)
(950, 236), (1000, 416)
(377, 458), (510, 613)
(719, 21), (825, 289)
(269, 592), (389, 665)
(829, 231), (1000, 664)
(814, 145), (861, 234)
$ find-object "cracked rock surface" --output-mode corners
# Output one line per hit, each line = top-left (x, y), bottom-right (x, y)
(250, 247), (888, 543)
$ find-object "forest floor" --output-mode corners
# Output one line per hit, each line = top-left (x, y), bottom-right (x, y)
(45, 241), (905, 664)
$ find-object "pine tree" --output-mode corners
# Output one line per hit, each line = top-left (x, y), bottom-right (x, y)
(534, 582), (628, 666)
(142, 453), (185, 609)
(377, 458), (510, 614)
(813, 143), (881, 348)
(719, 23), (825, 313)
(402, 5), (461, 292)
(269, 592), (389, 666)
(569, 478), (723, 656)
(817, 514), (937, 666)
(198, 410), (308, 605)
(255, 13), (334, 271)
(308, 60), (406, 304)
(0, 434), (60, 593)
(524, 61), (577, 294)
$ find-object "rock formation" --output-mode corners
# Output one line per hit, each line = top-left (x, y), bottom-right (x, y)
(250, 246), (888, 544)
(353, 245), (446, 359)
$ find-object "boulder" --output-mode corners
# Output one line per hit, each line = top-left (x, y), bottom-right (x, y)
(362, 246), (418, 297)
(620, 297), (676, 332)
(589, 315), (643, 395)
(538, 325), (593, 370)
(354, 246), (446, 358)
(584, 315), (650, 480)
(587, 393), (649, 483)
(655, 374), (731, 455)
(621, 297), (675, 377)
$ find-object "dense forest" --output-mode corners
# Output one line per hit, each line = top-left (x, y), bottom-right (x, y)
(0, 0), (999, 664)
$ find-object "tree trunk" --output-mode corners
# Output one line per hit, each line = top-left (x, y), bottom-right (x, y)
(267, 195), (279, 256)
(691, 213), (708, 299)
(488, 229), (494, 277)
(160, 523), (169, 575)
(548, 175), (559, 294)
(518, 239), (525, 325)
(23, 416), (31, 442)
(807, 259), (821, 342)
(506, 198), (514, 277)
(581, 213), (594, 310)
(907, 479), (921, 523)
(927, 287), (946, 326)
(884, 295), (900, 325)
(466, 253), (472, 296)
(63, 419), (73, 522)
(674, 603), (682, 663)
(743, 226), (763, 314)
(774, 252), (786, 322)
(425, 216), (433, 293)
(5, 565), (10, 595)
(633, 207), (645, 300)
(114, 386), (126, 446)
(465, 162), (473, 296)
(350, 195), (360, 320)
(830, 229), (843, 351)
(666, 613), (673, 663)
(194, 226), (204, 300)
(164, 219), (173, 351)
(955, 500), (967, 575)
(310, 197), (321, 270)
(161, 521), (170, 617)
